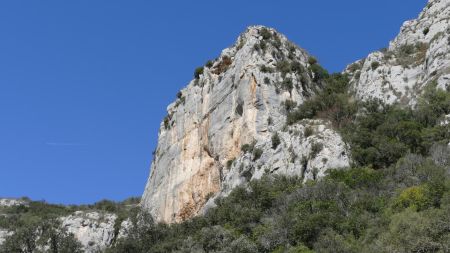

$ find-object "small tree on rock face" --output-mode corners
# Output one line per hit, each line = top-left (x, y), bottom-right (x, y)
(260, 27), (272, 40)
(308, 56), (318, 65)
(310, 142), (323, 158)
(371, 61), (380, 70)
(271, 133), (281, 149)
(194, 67), (204, 79)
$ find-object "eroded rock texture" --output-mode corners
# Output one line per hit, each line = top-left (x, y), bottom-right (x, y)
(143, 0), (450, 224)
(346, 0), (450, 105)
(141, 26), (350, 223)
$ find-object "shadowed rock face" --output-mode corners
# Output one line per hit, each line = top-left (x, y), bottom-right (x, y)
(346, 0), (450, 105)
(141, 26), (350, 223)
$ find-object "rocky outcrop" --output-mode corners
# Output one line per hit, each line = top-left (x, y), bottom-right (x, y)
(0, 229), (12, 246)
(142, 0), (449, 224)
(0, 198), (28, 207)
(202, 119), (349, 211)
(346, 0), (450, 105)
(60, 211), (118, 253)
(141, 26), (350, 223)
(220, 120), (349, 192)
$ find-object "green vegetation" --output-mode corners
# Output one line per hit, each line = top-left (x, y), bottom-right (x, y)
(345, 85), (449, 169)
(287, 72), (449, 170)
(0, 198), (140, 252)
(371, 61), (380, 70)
(271, 132), (281, 149)
(205, 60), (214, 68)
(384, 42), (429, 67)
(2, 50), (449, 252)
(260, 27), (272, 40)
(310, 142), (323, 158)
(194, 66), (204, 79)
(241, 141), (256, 154)
(108, 81), (449, 252)
(107, 146), (450, 252)
(0, 219), (83, 253)
(253, 148), (263, 161)
(287, 73), (356, 128)
(308, 56), (318, 65)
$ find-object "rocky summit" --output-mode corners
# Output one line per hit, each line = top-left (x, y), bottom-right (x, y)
(142, 0), (450, 224)
(346, 0), (450, 105)
(141, 26), (350, 223)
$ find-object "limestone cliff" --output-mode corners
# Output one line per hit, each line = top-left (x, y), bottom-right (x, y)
(60, 211), (118, 253)
(346, 0), (450, 105)
(141, 26), (350, 223)
(142, 0), (450, 224)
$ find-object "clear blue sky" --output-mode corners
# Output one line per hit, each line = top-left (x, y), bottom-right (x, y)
(0, 0), (426, 204)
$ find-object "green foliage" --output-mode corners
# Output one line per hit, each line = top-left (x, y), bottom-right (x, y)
(260, 27), (272, 40)
(0, 197), (140, 253)
(205, 60), (214, 68)
(281, 78), (294, 91)
(107, 145), (449, 253)
(109, 66), (450, 253)
(241, 141), (256, 154)
(310, 64), (329, 81)
(304, 126), (314, 138)
(194, 66), (204, 79)
(260, 65), (274, 73)
(327, 167), (383, 189)
(163, 115), (171, 129)
(0, 219), (83, 253)
(287, 73), (356, 128)
(227, 159), (235, 169)
(253, 148), (263, 161)
(389, 42), (429, 67)
(344, 85), (450, 168)
(277, 60), (292, 77)
(310, 142), (323, 158)
(3, 60), (450, 253)
(394, 185), (431, 211)
(371, 61), (380, 70)
(308, 57), (318, 65)
(271, 133), (281, 149)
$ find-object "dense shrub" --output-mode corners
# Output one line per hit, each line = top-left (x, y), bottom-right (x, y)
(371, 61), (380, 70)
(260, 27), (272, 40)
(241, 141), (256, 154)
(0, 219), (83, 253)
(253, 148), (263, 161)
(287, 73), (356, 128)
(344, 86), (450, 168)
(308, 57), (318, 65)
(310, 64), (329, 81)
(271, 133), (281, 149)
(288, 74), (449, 170)
(194, 66), (204, 79)
(106, 153), (450, 253)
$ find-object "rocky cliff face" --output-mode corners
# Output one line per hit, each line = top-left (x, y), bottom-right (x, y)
(141, 26), (350, 223)
(142, 0), (449, 224)
(346, 0), (450, 105)
(60, 211), (119, 253)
